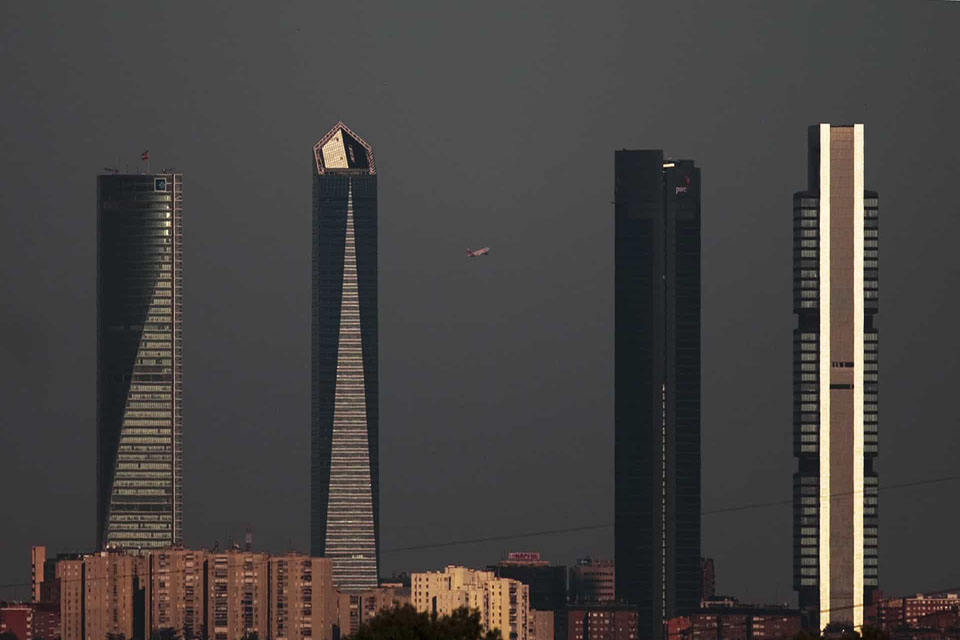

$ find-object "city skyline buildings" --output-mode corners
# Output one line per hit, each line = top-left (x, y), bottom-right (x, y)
(412, 565), (531, 640)
(792, 124), (879, 629)
(3, 1), (957, 610)
(311, 122), (381, 591)
(615, 150), (702, 640)
(96, 172), (184, 551)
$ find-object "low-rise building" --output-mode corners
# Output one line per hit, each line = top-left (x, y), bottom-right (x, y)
(667, 603), (801, 640)
(0, 604), (34, 640)
(31, 547), (46, 604)
(556, 604), (638, 640)
(44, 546), (343, 640)
(0, 602), (61, 640)
(569, 558), (615, 604)
(31, 603), (59, 640)
(269, 553), (337, 640)
(56, 558), (83, 640)
(83, 552), (139, 640)
(879, 594), (960, 629)
(207, 550), (269, 640)
(336, 585), (409, 637)
(700, 559), (716, 602)
(144, 548), (206, 640)
(412, 566), (531, 640)
(531, 609), (554, 640)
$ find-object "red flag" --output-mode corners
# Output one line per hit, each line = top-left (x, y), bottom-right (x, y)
(141, 150), (149, 161)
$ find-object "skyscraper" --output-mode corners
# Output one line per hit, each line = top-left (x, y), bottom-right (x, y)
(97, 172), (183, 551)
(311, 122), (379, 590)
(792, 124), (878, 630)
(615, 150), (701, 640)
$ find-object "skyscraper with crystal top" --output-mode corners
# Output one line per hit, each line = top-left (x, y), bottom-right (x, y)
(311, 122), (379, 590)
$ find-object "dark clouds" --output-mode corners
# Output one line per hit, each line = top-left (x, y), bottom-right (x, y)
(1, 0), (958, 604)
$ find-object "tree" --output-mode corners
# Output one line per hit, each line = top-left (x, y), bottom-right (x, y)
(106, 633), (126, 640)
(150, 628), (180, 640)
(860, 625), (890, 640)
(823, 622), (861, 640)
(0, 631), (20, 640)
(350, 605), (501, 640)
(240, 633), (259, 640)
(795, 622), (890, 640)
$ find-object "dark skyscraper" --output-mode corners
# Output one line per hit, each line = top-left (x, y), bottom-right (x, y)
(793, 124), (878, 630)
(615, 150), (701, 640)
(311, 122), (379, 590)
(491, 552), (568, 611)
(97, 172), (183, 550)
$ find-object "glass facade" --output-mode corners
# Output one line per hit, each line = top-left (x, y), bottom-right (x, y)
(97, 173), (183, 551)
(615, 151), (701, 640)
(311, 122), (379, 590)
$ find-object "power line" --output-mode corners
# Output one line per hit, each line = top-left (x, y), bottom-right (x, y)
(3, 473), (957, 589)
(702, 473), (960, 516)
(383, 524), (611, 553)
(383, 473), (960, 554)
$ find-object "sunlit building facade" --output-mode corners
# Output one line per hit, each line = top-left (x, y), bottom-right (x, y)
(412, 566), (531, 640)
(336, 585), (410, 638)
(792, 124), (879, 629)
(56, 552), (141, 640)
(144, 548), (206, 640)
(97, 173), (183, 551)
(615, 151), (702, 640)
(311, 122), (380, 590)
(207, 551), (269, 640)
(268, 553), (338, 640)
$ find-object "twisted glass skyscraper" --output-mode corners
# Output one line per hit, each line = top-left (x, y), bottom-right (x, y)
(97, 172), (183, 550)
(311, 122), (379, 590)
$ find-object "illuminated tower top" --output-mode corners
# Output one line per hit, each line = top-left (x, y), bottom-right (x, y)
(313, 122), (376, 175)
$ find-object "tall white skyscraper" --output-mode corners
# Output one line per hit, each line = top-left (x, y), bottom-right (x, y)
(793, 124), (879, 630)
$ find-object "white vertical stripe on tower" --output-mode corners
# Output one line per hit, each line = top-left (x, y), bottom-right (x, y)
(852, 124), (865, 629)
(818, 123), (832, 634)
(325, 179), (378, 590)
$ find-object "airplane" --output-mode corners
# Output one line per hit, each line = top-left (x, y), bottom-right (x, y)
(466, 247), (490, 257)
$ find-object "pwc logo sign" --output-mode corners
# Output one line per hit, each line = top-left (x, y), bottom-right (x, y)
(675, 175), (691, 195)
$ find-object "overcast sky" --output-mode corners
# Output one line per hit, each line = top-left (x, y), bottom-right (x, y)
(1, 1), (959, 605)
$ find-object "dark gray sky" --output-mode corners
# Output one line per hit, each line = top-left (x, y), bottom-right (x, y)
(2, 0), (959, 605)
